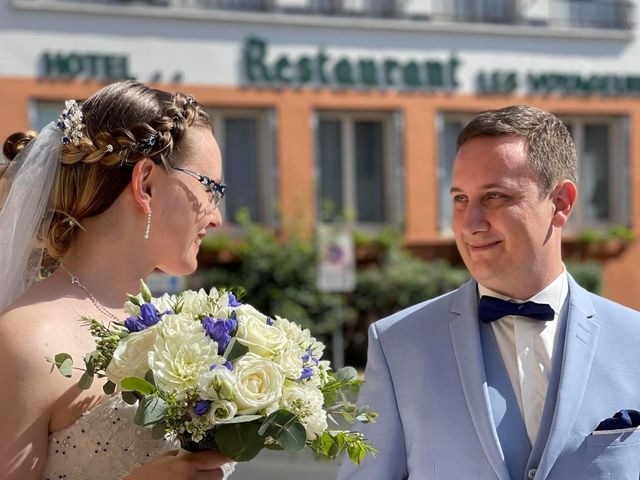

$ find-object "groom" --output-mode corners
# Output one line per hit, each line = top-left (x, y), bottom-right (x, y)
(338, 105), (640, 479)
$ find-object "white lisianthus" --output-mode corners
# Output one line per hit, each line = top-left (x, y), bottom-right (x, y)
(280, 384), (327, 440)
(207, 400), (238, 424)
(198, 366), (237, 401)
(105, 326), (157, 388)
(178, 289), (213, 317)
(149, 318), (219, 399)
(123, 293), (176, 317)
(273, 341), (305, 380)
(208, 287), (232, 318)
(234, 353), (284, 414)
(157, 313), (202, 338)
(304, 408), (329, 440)
(236, 309), (287, 357)
(307, 359), (332, 387)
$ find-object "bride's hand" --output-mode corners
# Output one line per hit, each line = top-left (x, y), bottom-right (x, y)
(124, 449), (231, 480)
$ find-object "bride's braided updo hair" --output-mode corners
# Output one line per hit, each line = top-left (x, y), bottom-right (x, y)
(1, 80), (211, 258)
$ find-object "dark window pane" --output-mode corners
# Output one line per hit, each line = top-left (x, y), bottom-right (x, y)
(582, 124), (610, 222)
(439, 120), (464, 232)
(355, 120), (385, 223)
(223, 117), (259, 222)
(318, 120), (343, 221)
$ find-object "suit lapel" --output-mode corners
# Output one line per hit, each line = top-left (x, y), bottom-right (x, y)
(533, 277), (599, 479)
(450, 280), (511, 480)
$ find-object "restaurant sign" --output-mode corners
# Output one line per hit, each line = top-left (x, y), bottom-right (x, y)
(244, 37), (640, 97)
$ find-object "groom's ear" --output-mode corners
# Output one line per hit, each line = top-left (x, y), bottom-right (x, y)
(551, 180), (577, 228)
(131, 158), (156, 214)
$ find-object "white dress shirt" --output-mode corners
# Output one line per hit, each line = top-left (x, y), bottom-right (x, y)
(478, 269), (568, 447)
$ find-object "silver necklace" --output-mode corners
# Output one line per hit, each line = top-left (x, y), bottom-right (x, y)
(59, 262), (120, 322)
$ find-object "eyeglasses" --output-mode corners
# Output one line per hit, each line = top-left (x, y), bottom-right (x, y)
(172, 166), (227, 211)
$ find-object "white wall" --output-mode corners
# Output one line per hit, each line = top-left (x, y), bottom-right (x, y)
(0, 0), (638, 94)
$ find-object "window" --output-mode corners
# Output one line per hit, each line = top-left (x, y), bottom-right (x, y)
(437, 113), (629, 234)
(315, 111), (403, 228)
(30, 100), (65, 131)
(208, 108), (277, 226)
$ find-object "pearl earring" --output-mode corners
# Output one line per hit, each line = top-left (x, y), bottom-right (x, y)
(144, 208), (152, 240)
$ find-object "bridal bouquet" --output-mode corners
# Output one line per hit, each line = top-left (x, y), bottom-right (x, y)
(49, 282), (377, 464)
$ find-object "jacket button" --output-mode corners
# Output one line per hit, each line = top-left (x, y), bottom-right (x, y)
(528, 468), (537, 479)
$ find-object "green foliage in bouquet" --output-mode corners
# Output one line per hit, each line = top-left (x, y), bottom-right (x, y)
(47, 281), (377, 466)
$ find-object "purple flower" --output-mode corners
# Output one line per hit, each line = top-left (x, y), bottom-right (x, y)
(266, 317), (273, 326)
(140, 303), (160, 327)
(202, 316), (237, 354)
(301, 349), (313, 364)
(124, 316), (146, 333)
(298, 366), (313, 382)
(211, 360), (234, 371)
(228, 292), (241, 307)
(194, 400), (211, 417)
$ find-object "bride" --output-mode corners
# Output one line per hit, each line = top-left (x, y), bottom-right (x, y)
(0, 81), (234, 479)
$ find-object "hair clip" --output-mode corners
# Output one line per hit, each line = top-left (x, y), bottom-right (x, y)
(56, 100), (85, 146)
(105, 144), (114, 153)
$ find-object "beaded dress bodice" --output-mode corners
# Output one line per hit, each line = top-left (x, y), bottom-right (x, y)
(41, 395), (235, 480)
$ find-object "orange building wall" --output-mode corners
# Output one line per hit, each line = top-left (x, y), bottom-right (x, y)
(1, 78), (638, 309)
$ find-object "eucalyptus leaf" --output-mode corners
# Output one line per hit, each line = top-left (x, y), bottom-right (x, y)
(223, 338), (249, 362)
(83, 352), (95, 376)
(258, 410), (306, 452)
(121, 377), (157, 395)
(78, 371), (94, 390)
(335, 366), (358, 383)
(274, 421), (306, 452)
(53, 353), (74, 378)
(103, 380), (116, 395)
(215, 421), (264, 461)
(122, 391), (138, 405)
(133, 397), (167, 426)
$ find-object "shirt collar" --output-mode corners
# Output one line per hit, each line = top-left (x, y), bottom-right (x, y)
(478, 267), (568, 315)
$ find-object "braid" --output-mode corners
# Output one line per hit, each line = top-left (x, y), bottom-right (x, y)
(58, 93), (208, 170)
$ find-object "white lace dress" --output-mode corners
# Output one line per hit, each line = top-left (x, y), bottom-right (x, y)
(41, 396), (235, 480)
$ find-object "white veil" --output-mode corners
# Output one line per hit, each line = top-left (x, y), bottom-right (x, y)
(0, 123), (61, 313)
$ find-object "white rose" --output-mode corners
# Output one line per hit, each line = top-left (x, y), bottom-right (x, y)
(281, 384), (327, 440)
(198, 366), (236, 401)
(149, 321), (219, 399)
(207, 400), (238, 424)
(234, 353), (284, 414)
(273, 316), (311, 346)
(105, 327), (157, 388)
(236, 310), (287, 358)
(273, 342), (305, 380)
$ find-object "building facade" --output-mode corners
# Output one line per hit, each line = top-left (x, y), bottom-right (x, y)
(1, 0), (639, 308)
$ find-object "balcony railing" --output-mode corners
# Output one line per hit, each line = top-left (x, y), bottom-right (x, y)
(14, 0), (635, 30)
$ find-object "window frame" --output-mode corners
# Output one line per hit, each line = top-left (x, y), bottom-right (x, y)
(314, 109), (403, 231)
(208, 107), (278, 227)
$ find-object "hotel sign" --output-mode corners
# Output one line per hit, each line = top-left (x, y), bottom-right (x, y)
(41, 52), (134, 81)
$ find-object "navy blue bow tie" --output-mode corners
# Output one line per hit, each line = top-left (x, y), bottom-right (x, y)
(478, 295), (555, 323)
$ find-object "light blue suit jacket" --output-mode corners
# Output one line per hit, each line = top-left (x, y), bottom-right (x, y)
(338, 276), (640, 479)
